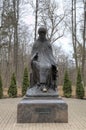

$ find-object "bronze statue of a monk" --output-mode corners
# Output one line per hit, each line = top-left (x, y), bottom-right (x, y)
(30, 27), (57, 92)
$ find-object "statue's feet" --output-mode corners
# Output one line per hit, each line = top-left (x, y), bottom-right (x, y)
(42, 87), (47, 92)
(40, 84), (47, 92)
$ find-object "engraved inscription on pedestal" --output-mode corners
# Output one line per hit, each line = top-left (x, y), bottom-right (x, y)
(35, 108), (51, 114)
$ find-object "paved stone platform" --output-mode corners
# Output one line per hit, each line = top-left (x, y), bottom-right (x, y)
(0, 98), (86, 130)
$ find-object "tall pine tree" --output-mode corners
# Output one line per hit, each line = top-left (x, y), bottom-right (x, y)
(76, 68), (84, 99)
(63, 70), (72, 98)
(22, 67), (29, 96)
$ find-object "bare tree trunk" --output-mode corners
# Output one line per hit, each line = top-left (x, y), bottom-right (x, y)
(34, 0), (38, 41)
(13, 0), (19, 78)
(82, 1), (86, 85)
(72, 0), (78, 71)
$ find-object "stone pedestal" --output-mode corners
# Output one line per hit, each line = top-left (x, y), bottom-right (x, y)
(17, 90), (68, 123)
(17, 87), (68, 123)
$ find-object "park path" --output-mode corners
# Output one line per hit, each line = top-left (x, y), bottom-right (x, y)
(0, 98), (86, 130)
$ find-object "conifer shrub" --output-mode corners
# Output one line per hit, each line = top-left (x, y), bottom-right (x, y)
(76, 68), (84, 99)
(22, 67), (29, 96)
(0, 75), (3, 98)
(63, 70), (72, 98)
(8, 73), (17, 98)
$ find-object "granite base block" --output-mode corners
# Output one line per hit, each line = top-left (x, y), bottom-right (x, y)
(17, 97), (68, 123)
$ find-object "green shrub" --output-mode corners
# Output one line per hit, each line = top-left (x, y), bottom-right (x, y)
(0, 75), (3, 98)
(63, 70), (72, 98)
(76, 68), (84, 99)
(22, 67), (29, 96)
(8, 73), (17, 98)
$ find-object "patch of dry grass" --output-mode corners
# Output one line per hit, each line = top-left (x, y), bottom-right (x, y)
(3, 87), (22, 97)
(3, 86), (86, 98)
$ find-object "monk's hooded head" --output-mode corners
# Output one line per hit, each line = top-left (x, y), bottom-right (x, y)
(38, 27), (47, 41)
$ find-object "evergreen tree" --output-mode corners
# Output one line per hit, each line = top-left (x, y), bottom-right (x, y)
(0, 75), (3, 98)
(22, 67), (29, 96)
(8, 73), (17, 98)
(63, 70), (72, 98)
(76, 68), (84, 99)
